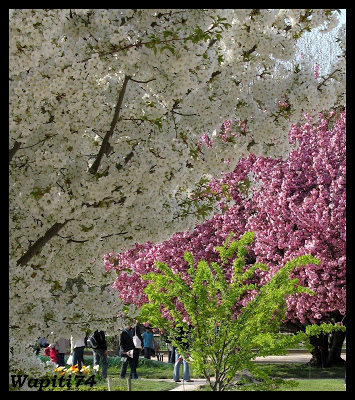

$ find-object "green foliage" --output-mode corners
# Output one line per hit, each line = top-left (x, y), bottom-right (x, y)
(139, 232), (344, 391)
(305, 322), (346, 336)
(143, 14), (231, 56)
(172, 176), (231, 221)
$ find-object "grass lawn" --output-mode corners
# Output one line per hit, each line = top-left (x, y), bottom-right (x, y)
(94, 377), (177, 391)
(258, 363), (346, 391)
(198, 363), (346, 391)
(38, 356), (346, 391)
(276, 379), (345, 391)
(256, 363), (345, 380)
(39, 356), (179, 391)
(198, 378), (345, 391)
(107, 356), (176, 378)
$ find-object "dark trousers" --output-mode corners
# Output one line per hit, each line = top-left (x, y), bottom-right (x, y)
(170, 347), (176, 363)
(133, 348), (140, 368)
(144, 347), (152, 359)
(73, 346), (84, 369)
(120, 350), (138, 379)
(57, 352), (65, 367)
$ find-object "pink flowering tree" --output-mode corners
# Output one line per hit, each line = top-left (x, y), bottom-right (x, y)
(106, 108), (345, 366)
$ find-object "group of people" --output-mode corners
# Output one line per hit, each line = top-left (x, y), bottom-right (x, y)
(43, 337), (71, 367)
(119, 321), (160, 379)
(39, 321), (194, 383)
(119, 322), (194, 382)
(40, 333), (108, 377)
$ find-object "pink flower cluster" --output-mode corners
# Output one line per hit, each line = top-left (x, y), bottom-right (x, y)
(204, 119), (248, 145)
(314, 63), (320, 80)
(105, 109), (346, 326)
(198, 133), (213, 149)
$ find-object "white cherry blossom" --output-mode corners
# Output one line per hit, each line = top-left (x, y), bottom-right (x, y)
(9, 9), (345, 375)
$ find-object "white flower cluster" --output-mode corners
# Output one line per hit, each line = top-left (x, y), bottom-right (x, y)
(9, 9), (345, 375)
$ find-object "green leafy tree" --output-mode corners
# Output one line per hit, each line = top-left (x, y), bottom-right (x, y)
(139, 231), (345, 391)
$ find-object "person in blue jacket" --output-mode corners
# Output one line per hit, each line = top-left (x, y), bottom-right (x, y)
(142, 326), (154, 359)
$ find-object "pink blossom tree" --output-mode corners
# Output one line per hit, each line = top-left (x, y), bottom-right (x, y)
(106, 108), (346, 366)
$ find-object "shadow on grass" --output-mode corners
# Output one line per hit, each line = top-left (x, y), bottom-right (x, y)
(256, 363), (346, 380)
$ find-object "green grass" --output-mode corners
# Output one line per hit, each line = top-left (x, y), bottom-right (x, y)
(276, 379), (345, 391)
(39, 355), (177, 379)
(255, 363), (345, 380)
(264, 363), (346, 391)
(37, 356), (346, 391)
(105, 357), (178, 379)
(98, 377), (177, 391)
(198, 379), (345, 391)
(42, 380), (177, 391)
(45, 378), (178, 391)
(38, 356), (181, 391)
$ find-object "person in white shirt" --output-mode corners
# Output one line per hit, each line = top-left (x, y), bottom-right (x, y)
(70, 335), (86, 368)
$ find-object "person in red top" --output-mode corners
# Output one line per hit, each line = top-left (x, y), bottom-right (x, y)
(44, 344), (58, 365)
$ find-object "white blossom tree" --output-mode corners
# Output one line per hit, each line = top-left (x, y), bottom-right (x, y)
(9, 9), (345, 375)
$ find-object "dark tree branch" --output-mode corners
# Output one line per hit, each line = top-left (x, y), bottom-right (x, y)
(89, 74), (131, 174)
(16, 220), (70, 266)
(9, 141), (21, 164)
(317, 69), (341, 91)
(129, 77), (156, 84)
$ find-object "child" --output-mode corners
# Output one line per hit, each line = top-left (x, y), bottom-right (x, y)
(44, 344), (59, 365)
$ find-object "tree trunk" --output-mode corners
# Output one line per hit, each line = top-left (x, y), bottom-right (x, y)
(309, 333), (328, 367)
(309, 332), (345, 367)
(327, 330), (346, 366)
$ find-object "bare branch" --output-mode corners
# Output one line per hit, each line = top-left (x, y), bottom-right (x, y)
(129, 77), (156, 84)
(9, 141), (21, 164)
(16, 220), (70, 266)
(89, 74), (131, 174)
(317, 68), (341, 91)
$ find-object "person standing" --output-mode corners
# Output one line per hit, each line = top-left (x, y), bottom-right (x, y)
(172, 326), (194, 383)
(142, 326), (154, 359)
(70, 334), (85, 369)
(170, 345), (176, 364)
(55, 337), (70, 367)
(35, 337), (48, 355)
(164, 334), (174, 363)
(91, 330), (108, 379)
(119, 323), (138, 379)
(132, 320), (143, 369)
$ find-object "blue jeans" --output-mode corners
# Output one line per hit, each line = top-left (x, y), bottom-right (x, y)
(173, 351), (190, 381)
(93, 348), (108, 378)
